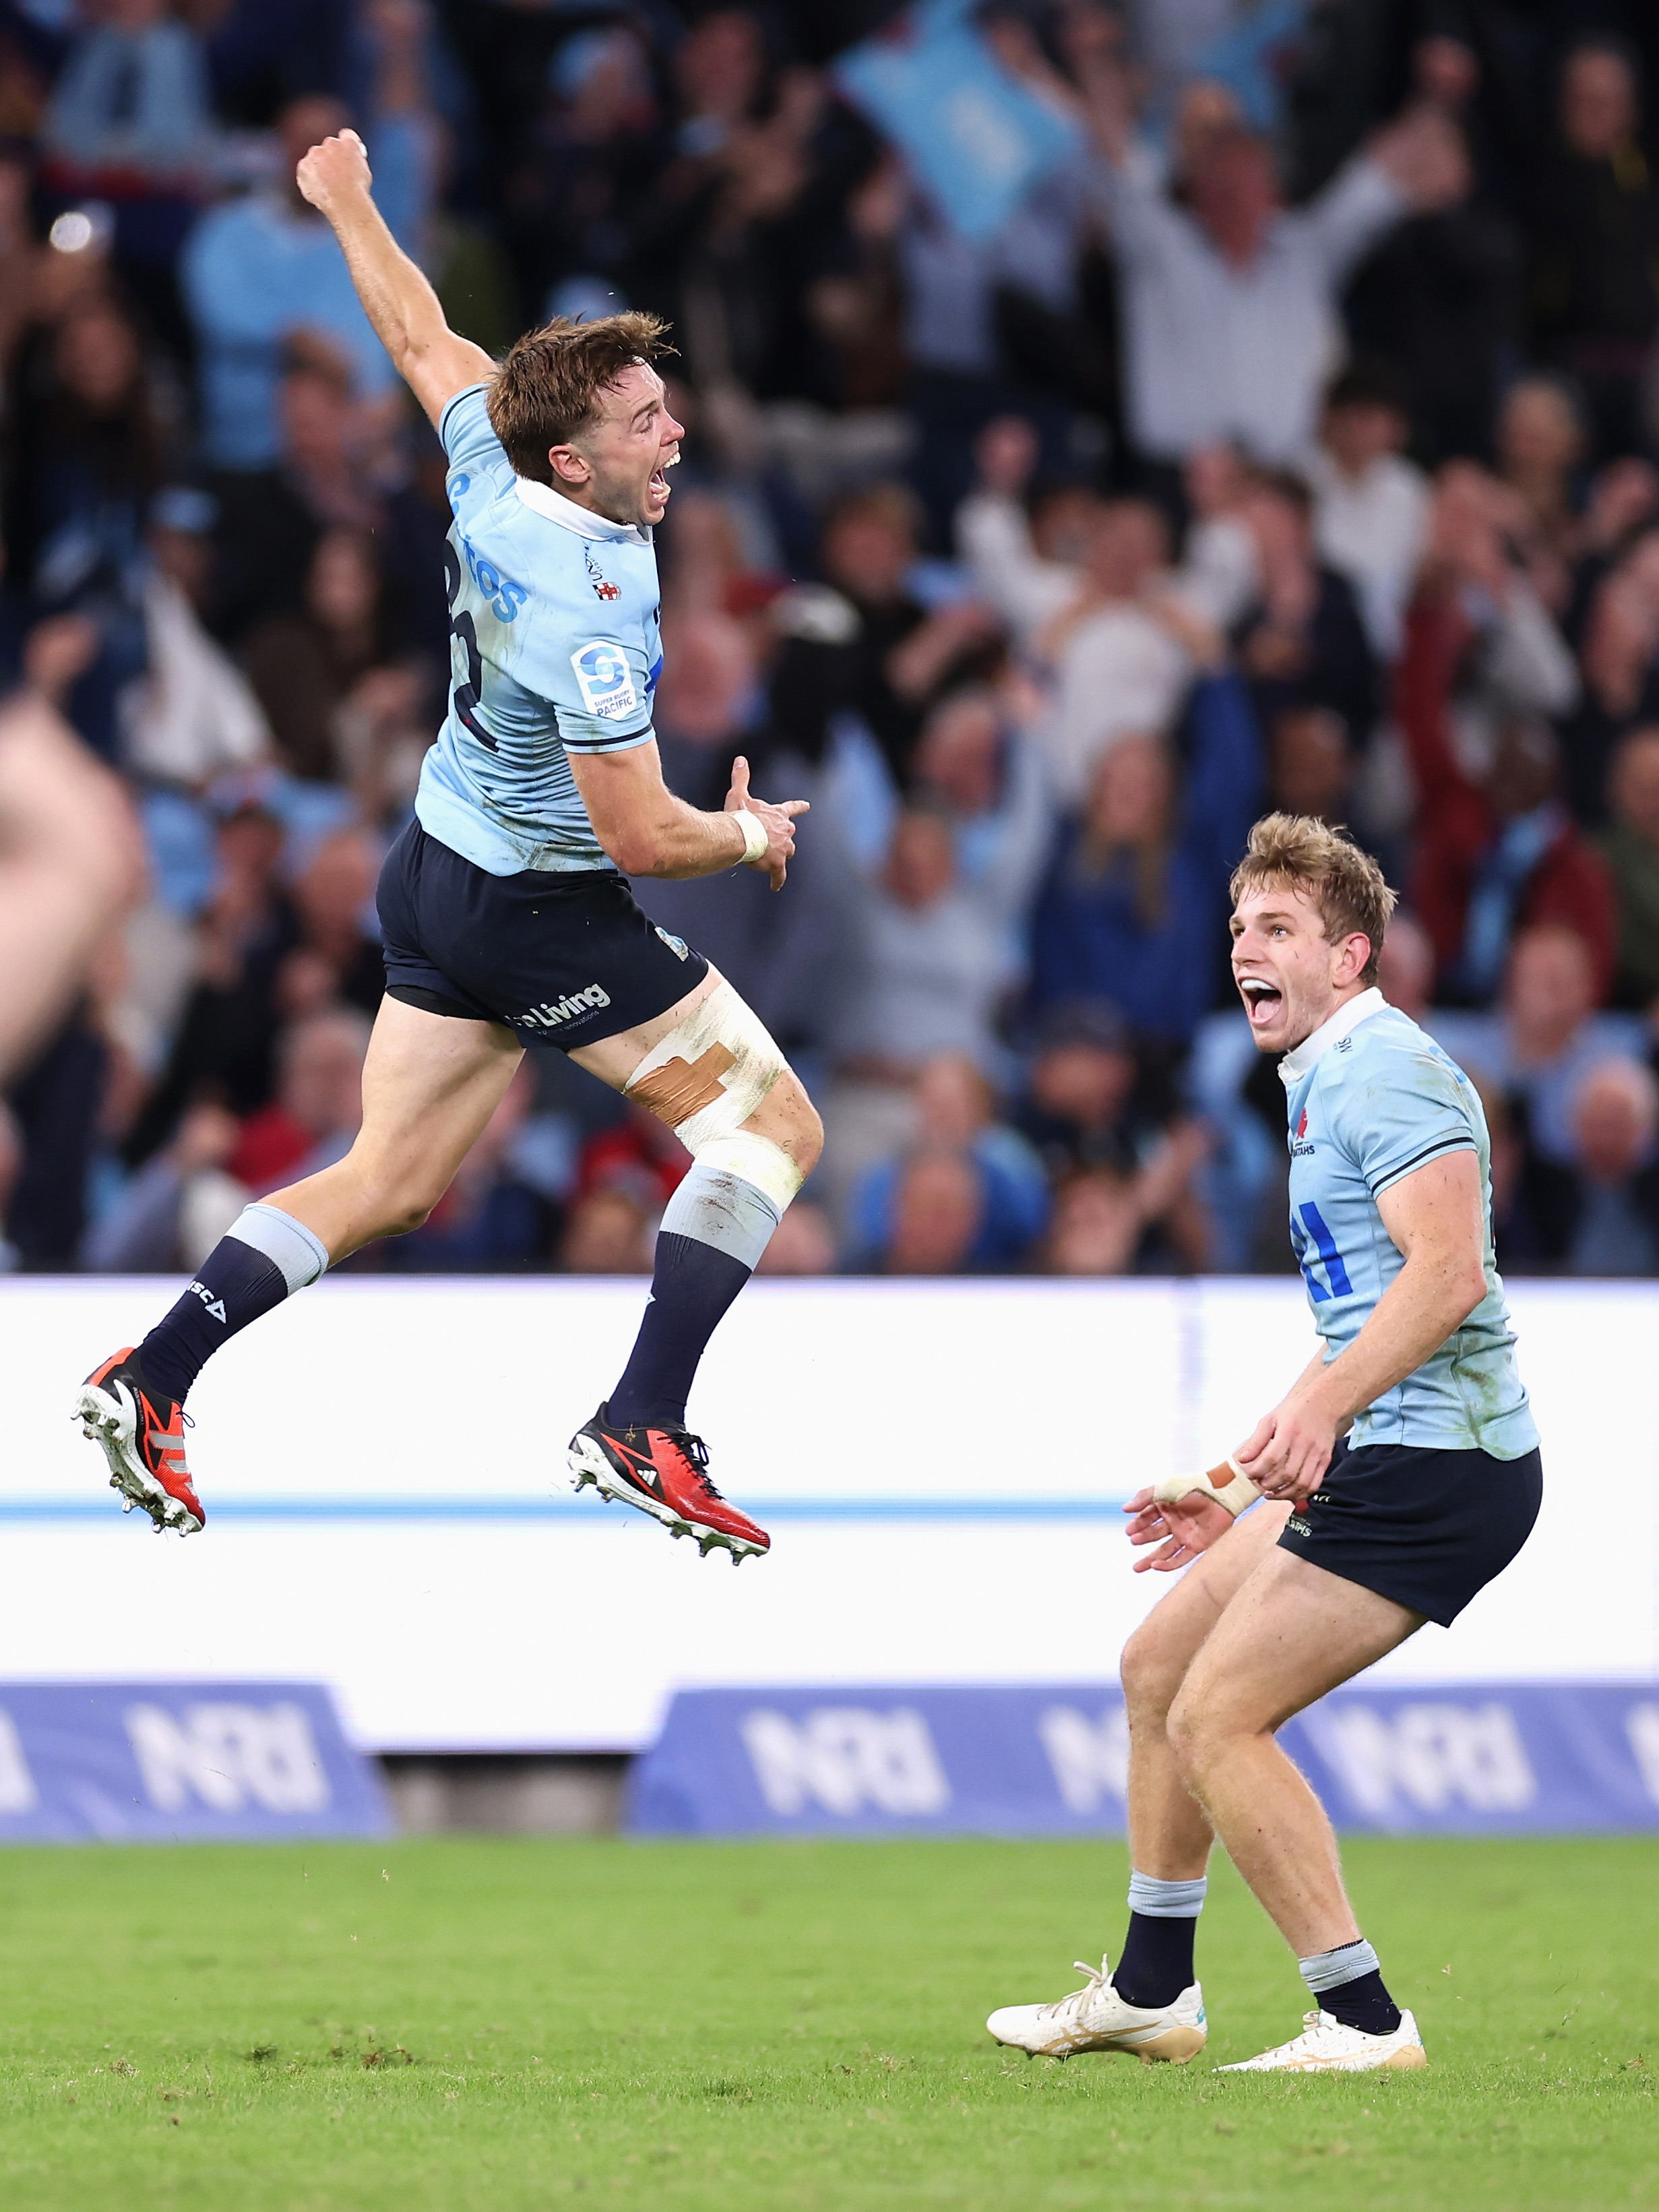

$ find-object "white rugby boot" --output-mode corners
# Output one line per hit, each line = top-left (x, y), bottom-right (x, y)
(1217, 2007), (1427, 2073)
(987, 1957), (1207, 2063)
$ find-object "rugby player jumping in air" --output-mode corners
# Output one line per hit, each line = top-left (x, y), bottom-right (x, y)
(77, 127), (821, 1562)
(988, 816), (1542, 2074)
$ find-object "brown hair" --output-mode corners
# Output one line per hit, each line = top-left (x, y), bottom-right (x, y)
(1230, 813), (1397, 985)
(486, 311), (675, 483)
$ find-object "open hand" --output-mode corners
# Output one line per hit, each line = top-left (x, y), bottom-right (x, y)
(22, 613), (100, 706)
(726, 755), (809, 891)
(1123, 1485), (1235, 1573)
(1369, 102), (1470, 210)
(974, 415), (1040, 500)
(296, 129), (372, 216)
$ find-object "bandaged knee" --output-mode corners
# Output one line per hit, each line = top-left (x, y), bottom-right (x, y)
(625, 984), (804, 1267)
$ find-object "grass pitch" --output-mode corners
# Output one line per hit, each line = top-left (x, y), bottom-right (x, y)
(0, 1835), (1654, 2211)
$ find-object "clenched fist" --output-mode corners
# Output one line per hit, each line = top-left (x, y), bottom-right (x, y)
(296, 128), (373, 217)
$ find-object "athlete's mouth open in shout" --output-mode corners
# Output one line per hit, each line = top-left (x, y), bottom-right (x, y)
(645, 448), (679, 518)
(1238, 975), (1284, 1031)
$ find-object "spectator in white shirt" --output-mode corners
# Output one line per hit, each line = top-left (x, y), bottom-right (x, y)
(1177, 441), (1260, 629)
(1307, 361), (1432, 658)
(120, 491), (273, 789)
(954, 415), (1100, 648)
(1082, 61), (1469, 466)
(1032, 500), (1208, 805)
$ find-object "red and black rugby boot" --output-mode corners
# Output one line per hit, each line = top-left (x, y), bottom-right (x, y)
(567, 1405), (769, 1562)
(75, 1347), (205, 1535)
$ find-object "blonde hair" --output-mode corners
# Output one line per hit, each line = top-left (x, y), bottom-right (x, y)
(1230, 813), (1397, 986)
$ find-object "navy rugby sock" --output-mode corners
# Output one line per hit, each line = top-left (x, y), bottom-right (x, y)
(136, 1203), (330, 1407)
(606, 1163), (782, 1431)
(1114, 1873), (1206, 2008)
(1298, 1938), (1402, 2036)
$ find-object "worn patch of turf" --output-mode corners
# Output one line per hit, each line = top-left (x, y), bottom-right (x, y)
(0, 1835), (1654, 2210)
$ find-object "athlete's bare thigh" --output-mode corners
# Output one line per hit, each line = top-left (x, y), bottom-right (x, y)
(266, 995), (523, 1256)
(1179, 1543), (1423, 1740)
(569, 967), (722, 1088)
(1129, 1500), (1294, 1684)
(355, 995), (524, 1170)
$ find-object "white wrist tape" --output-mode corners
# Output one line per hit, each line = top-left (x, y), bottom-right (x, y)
(1151, 1454), (1259, 1518)
(733, 809), (768, 865)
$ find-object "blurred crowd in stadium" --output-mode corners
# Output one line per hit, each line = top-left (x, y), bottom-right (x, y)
(2, 0), (1659, 1281)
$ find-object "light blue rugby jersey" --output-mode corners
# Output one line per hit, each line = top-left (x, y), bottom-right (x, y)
(1280, 987), (1538, 1458)
(414, 383), (662, 875)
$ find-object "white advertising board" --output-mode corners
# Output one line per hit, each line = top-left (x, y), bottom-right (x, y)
(3, 1277), (1652, 1750)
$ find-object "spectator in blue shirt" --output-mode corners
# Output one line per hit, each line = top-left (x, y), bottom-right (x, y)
(180, 11), (434, 470)
(849, 1053), (1051, 1271)
(39, 0), (217, 355)
(1027, 666), (1263, 1045)
(42, 2), (213, 185)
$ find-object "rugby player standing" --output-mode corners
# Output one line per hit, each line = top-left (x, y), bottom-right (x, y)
(77, 128), (821, 1562)
(988, 815), (1541, 2072)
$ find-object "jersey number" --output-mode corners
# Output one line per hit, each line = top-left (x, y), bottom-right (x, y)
(1296, 1201), (1352, 1303)
(443, 544), (497, 751)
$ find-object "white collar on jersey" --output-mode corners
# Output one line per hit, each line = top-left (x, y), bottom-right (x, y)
(1278, 985), (1388, 1086)
(513, 474), (650, 546)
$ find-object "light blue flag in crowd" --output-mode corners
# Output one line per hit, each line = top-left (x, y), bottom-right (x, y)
(836, 0), (1081, 243)
(1187, 0), (1310, 135)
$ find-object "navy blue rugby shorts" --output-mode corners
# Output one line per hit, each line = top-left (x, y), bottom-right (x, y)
(1276, 1438), (1543, 1626)
(377, 819), (709, 1050)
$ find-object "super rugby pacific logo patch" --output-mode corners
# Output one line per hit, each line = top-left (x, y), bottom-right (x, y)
(571, 642), (639, 720)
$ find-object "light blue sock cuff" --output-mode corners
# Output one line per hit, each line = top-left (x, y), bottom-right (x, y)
(226, 1202), (330, 1294)
(1127, 1872), (1208, 1918)
(1298, 1938), (1380, 1994)
(659, 1161), (782, 1272)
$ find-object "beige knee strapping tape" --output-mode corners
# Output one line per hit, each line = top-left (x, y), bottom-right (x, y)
(624, 980), (789, 1153)
(697, 1130), (803, 1213)
(1151, 1454), (1259, 1517)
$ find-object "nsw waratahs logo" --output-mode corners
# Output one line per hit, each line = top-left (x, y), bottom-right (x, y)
(585, 546), (621, 601)
(1291, 1107), (1315, 1157)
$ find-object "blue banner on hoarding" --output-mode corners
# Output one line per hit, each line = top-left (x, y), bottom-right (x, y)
(0, 1684), (391, 1842)
(627, 1683), (1659, 1838)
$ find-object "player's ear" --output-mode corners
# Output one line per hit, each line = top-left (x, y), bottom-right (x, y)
(549, 442), (590, 487)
